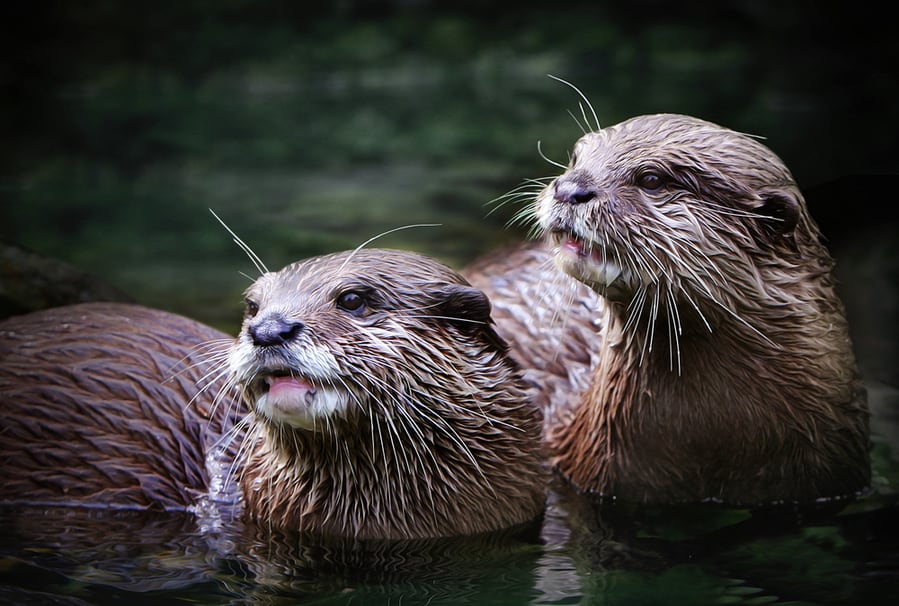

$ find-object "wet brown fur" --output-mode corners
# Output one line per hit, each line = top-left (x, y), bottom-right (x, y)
(0, 302), (236, 510)
(469, 113), (870, 505)
(231, 248), (546, 539)
(0, 249), (545, 538)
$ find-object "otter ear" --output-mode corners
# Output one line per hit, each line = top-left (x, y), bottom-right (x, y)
(432, 284), (511, 353)
(757, 189), (800, 237)
(432, 284), (493, 328)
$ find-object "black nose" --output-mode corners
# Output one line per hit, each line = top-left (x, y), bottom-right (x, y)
(249, 315), (305, 347)
(554, 179), (596, 205)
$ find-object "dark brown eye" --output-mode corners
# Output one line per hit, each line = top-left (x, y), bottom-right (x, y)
(637, 170), (665, 191)
(244, 298), (259, 318)
(336, 291), (365, 314)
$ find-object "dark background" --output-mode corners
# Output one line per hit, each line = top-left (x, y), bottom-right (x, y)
(2, 1), (897, 378)
(1, 4), (898, 602)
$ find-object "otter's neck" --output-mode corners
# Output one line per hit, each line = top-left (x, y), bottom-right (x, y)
(240, 394), (545, 539)
(551, 290), (869, 505)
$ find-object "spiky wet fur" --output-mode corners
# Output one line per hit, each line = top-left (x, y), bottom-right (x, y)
(0, 302), (239, 511)
(225, 249), (546, 539)
(470, 113), (870, 505)
(0, 248), (546, 540)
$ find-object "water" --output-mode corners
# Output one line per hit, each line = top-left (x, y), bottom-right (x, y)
(2, 422), (898, 605)
(2, 2), (898, 604)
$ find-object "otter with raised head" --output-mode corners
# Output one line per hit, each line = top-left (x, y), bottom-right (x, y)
(0, 248), (546, 539)
(469, 113), (870, 505)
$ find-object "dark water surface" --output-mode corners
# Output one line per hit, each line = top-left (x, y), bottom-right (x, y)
(2, 2), (898, 604)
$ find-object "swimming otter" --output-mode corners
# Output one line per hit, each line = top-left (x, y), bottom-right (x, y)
(0, 249), (546, 539)
(468, 113), (870, 505)
(229, 248), (546, 539)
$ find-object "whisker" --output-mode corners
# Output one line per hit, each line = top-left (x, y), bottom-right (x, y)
(537, 140), (567, 170)
(665, 286), (683, 375)
(347, 359), (490, 483)
(219, 413), (255, 492)
(338, 224), (441, 273)
(209, 208), (268, 275)
(548, 73), (601, 132)
(566, 109), (590, 136)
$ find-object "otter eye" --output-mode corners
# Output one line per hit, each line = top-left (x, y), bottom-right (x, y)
(637, 170), (666, 191)
(244, 298), (259, 318)
(336, 291), (366, 314)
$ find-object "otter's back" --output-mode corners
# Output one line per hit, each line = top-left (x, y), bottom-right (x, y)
(0, 302), (239, 511)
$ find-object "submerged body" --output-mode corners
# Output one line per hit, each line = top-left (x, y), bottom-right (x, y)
(0, 249), (546, 539)
(469, 113), (870, 505)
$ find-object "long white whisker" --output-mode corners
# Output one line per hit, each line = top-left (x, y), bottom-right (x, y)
(537, 140), (567, 170)
(220, 413), (255, 491)
(548, 73), (601, 132)
(339, 224), (441, 272)
(349, 358), (489, 483)
(209, 208), (268, 275)
(566, 109), (589, 136)
(666, 287), (683, 375)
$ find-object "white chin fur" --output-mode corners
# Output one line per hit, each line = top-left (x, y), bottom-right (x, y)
(256, 387), (349, 430)
(555, 245), (623, 290)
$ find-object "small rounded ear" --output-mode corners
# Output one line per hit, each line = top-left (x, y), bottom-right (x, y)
(431, 284), (512, 354)
(757, 189), (800, 237)
(432, 284), (493, 327)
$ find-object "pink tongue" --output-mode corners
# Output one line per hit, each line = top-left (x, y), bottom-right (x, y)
(563, 236), (608, 262)
(268, 376), (315, 398)
(563, 237), (587, 256)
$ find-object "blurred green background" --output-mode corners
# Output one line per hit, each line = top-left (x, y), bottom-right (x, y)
(2, 0), (896, 332)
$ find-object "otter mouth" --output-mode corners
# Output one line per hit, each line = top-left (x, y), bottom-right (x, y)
(244, 367), (347, 430)
(257, 371), (316, 404)
(550, 230), (625, 293)
(256, 369), (317, 402)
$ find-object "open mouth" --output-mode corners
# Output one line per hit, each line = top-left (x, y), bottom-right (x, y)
(244, 367), (348, 430)
(558, 232), (597, 258)
(250, 368), (317, 400)
(550, 230), (625, 291)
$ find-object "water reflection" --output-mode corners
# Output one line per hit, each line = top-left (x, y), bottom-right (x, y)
(0, 506), (545, 604)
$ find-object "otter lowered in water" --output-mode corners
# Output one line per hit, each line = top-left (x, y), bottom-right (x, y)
(470, 113), (870, 505)
(0, 248), (546, 539)
(228, 248), (546, 539)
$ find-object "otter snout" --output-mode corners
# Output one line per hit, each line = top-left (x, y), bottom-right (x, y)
(553, 171), (597, 205)
(249, 315), (305, 347)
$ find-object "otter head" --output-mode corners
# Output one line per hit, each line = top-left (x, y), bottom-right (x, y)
(228, 248), (545, 538)
(229, 248), (506, 433)
(537, 113), (815, 320)
(531, 114), (868, 504)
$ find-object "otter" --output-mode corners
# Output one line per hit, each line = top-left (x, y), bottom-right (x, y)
(229, 248), (545, 539)
(468, 113), (870, 505)
(0, 302), (237, 511)
(0, 248), (546, 539)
